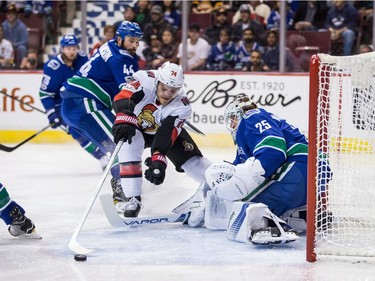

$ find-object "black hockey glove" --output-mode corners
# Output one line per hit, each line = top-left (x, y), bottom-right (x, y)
(144, 154), (168, 185)
(112, 111), (138, 144)
(46, 108), (63, 129)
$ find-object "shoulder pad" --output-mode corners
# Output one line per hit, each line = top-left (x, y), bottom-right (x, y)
(243, 108), (260, 119)
(47, 59), (61, 70)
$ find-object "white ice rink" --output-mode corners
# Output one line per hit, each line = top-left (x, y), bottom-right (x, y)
(1, 143), (375, 281)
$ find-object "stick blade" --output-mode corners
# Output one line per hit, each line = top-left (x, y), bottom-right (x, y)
(68, 239), (94, 255)
(100, 194), (126, 227)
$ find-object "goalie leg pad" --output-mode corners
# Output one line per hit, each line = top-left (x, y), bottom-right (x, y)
(226, 202), (299, 245)
(204, 190), (232, 230)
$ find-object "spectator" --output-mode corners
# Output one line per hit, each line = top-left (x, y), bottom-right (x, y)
(263, 30), (279, 71)
(134, 0), (151, 30)
(293, 1), (329, 31)
(113, 5), (136, 31)
(0, 24), (14, 69)
(157, 28), (179, 66)
(1, 3), (28, 68)
(24, 1), (55, 44)
(19, 48), (39, 70)
(60, 1), (76, 27)
(242, 49), (266, 71)
(235, 27), (263, 70)
(162, 0), (181, 30)
(205, 7), (232, 45)
(354, 1), (373, 45)
(231, 4), (266, 44)
(267, 0), (294, 31)
(232, 1), (271, 26)
(142, 35), (163, 69)
(90, 25), (116, 56)
(177, 23), (211, 71)
(207, 27), (236, 71)
(191, 1), (215, 14)
(325, 0), (359, 56)
(143, 5), (173, 45)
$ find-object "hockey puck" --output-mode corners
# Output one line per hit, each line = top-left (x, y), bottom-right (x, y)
(74, 254), (87, 262)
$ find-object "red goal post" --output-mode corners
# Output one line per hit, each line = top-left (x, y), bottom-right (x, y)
(307, 53), (375, 262)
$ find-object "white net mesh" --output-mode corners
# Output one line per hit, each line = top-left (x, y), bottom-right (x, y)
(314, 53), (375, 261)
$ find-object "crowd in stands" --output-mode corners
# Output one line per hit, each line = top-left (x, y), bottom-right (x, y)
(0, 0), (374, 72)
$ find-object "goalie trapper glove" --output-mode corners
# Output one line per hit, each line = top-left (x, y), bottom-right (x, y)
(46, 108), (63, 129)
(144, 154), (167, 185)
(112, 111), (138, 144)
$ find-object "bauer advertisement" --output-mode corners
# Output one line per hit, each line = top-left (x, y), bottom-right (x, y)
(0, 72), (309, 134)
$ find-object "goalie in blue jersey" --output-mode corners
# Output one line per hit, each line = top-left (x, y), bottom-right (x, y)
(175, 94), (324, 245)
(39, 34), (109, 169)
(0, 182), (41, 239)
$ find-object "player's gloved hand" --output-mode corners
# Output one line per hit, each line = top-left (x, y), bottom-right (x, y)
(144, 154), (167, 185)
(46, 108), (63, 129)
(112, 111), (138, 144)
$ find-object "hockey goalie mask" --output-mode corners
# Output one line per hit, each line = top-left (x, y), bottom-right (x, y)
(224, 94), (255, 142)
(205, 161), (235, 190)
(156, 62), (184, 105)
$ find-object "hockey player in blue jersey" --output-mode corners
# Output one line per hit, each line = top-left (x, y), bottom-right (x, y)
(0, 182), (41, 238)
(175, 94), (312, 244)
(39, 34), (109, 169)
(60, 21), (143, 211)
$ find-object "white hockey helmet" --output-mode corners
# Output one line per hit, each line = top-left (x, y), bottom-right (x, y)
(224, 94), (255, 142)
(205, 161), (235, 190)
(156, 62), (184, 89)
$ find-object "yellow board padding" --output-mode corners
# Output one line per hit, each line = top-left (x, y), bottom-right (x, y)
(0, 130), (234, 148)
(0, 130), (74, 144)
(330, 137), (374, 153)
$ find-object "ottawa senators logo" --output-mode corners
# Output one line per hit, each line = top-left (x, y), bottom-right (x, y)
(182, 141), (194, 151)
(137, 104), (159, 133)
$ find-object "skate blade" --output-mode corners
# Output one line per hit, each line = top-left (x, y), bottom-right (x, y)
(17, 229), (42, 239)
(251, 232), (298, 245)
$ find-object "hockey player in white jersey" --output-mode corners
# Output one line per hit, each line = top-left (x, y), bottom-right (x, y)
(112, 62), (212, 217)
(0, 182), (41, 239)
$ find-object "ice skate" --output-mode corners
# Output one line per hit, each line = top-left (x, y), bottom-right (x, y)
(250, 219), (298, 245)
(8, 207), (42, 239)
(110, 178), (126, 213)
(123, 196), (142, 217)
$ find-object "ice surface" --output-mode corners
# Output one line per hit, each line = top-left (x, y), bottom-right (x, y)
(1, 143), (375, 281)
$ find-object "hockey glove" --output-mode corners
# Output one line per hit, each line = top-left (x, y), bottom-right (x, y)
(112, 112), (138, 144)
(144, 154), (167, 185)
(46, 108), (63, 129)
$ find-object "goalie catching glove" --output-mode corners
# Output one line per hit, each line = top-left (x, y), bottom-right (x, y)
(112, 111), (138, 144)
(144, 154), (168, 185)
(205, 157), (266, 201)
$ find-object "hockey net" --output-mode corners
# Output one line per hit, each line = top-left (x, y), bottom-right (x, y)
(307, 53), (375, 262)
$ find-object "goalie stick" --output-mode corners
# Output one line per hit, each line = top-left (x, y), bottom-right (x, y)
(68, 140), (123, 255)
(0, 91), (206, 137)
(100, 193), (189, 227)
(0, 124), (52, 152)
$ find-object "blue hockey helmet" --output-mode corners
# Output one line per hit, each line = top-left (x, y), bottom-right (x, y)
(116, 21), (143, 40)
(60, 34), (79, 47)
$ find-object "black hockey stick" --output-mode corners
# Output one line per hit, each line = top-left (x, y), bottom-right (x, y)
(0, 90), (45, 114)
(185, 121), (206, 136)
(0, 124), (52, 152)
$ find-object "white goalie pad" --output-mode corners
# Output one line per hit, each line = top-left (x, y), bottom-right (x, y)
(226, 202), (299, 245)
(204, 190), (232, 230)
